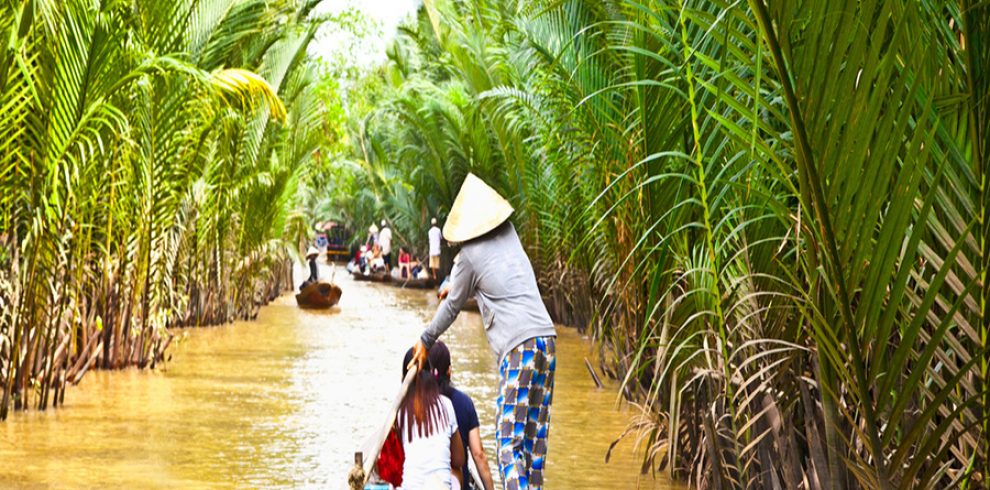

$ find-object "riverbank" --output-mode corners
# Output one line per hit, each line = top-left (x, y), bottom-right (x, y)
(1, 277), (672, 488)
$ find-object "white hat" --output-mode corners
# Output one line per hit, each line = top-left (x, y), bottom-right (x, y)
(431, 217), (437, 225)
(306, 246), (319, 258)
(443, 173), (513, 243)
(369, 223), (378, 233)
(381, 219), (387, 227)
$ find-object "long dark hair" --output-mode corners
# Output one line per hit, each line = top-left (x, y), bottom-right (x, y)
(428, 341), (454, 397)
(399, 348), (448, 441)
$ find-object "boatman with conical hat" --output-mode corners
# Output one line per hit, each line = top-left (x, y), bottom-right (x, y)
(411, 173), (557, 490)
(302, 246), (320, 290)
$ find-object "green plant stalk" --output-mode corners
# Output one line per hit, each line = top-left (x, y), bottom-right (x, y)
(960, 0), (990, 479)
(675, 1), (743, 482)
(749, 0), (890, 487)
(0, 0), (334, 419)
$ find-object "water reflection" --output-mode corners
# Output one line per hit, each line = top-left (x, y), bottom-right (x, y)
(0, 277), (672, 489)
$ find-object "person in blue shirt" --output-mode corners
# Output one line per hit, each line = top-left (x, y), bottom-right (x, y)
(430, 341), (495, 490)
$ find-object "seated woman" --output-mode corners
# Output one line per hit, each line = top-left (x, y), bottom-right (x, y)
(429, 342), (495, 490)
(410, 258), (425, 280)
(369, 244), (385, 273)
(398, 348), (465, 489)
(352, 245), (366, 272)
(398, 247), (412, 278)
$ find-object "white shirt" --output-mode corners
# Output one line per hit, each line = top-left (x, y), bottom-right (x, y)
(428, 226), (442, 257)
(398, 396), (458, 490)
(379, 227), (392, 255)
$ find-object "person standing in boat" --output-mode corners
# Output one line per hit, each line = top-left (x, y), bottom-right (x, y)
(367, 223), (379, 247)
(430, 341), (496, 490)
(301, 246), (319, 289)
(379, 219), (393, 274)
(428, 217), (442, 280)
(410, 174), (557, 490)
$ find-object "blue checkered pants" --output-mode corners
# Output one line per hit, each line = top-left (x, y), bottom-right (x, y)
(496, 336), (556, 490)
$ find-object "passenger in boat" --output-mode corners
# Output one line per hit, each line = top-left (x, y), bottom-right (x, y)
(380, 220), (393, 273)
(353, 245), (367, 272)
(429, 341), (495, 490)
(411, 174), (557, 490)
(398, 348), (466, 489)
(369, 244), (387, 274)
(300, 246), (319, 289)
(398, 247), (412, 279)
(411, 258), (426, 280)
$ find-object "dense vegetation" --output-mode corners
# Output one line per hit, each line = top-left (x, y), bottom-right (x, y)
(328, 0), (989, 488)
(0, 0), (344, 420)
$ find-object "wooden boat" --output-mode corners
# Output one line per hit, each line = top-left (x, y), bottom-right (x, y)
(390, 269), (436, 289)
(326, 246), (350, 263)
(295, 282), (342, 308)
(351, 270), (391, 282)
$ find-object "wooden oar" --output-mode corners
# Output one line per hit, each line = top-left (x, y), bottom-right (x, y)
(361, 365), (418, 485)
(467, 454), (486, 490)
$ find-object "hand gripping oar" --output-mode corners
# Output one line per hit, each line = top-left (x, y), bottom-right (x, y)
(359, 364), (418, 487)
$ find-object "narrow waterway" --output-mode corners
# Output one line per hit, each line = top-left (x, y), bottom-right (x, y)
(1, 271), (672, 489)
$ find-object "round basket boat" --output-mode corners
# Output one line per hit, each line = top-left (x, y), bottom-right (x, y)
(295, 282), (342, 309)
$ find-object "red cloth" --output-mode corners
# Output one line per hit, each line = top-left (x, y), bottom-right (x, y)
(377, 427), (404, 487)
(398, 252), (411, 265)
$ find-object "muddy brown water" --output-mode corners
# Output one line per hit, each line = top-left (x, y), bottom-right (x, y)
(1, 272), (674, 489)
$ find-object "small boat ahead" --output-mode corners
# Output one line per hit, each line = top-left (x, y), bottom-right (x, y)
(295, 282), (342, 308)
(352, 270), (391, 283)
(390, 269), (436, 289)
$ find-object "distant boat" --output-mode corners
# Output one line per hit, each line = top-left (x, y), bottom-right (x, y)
(352, 270), (391, 282)
(295, 282), (342, 308)
(390, 269), (436, 289)
(315, 221), (352, 263)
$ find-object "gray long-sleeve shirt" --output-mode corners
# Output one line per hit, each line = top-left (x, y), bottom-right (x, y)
(420, 222), (557, 364)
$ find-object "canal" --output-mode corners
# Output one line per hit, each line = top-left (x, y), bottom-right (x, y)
(1, 271), (672, 488)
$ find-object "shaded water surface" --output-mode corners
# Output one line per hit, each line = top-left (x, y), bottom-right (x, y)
(1, 275), (672, 489)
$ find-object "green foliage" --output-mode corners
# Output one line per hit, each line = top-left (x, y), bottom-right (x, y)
(0, 0), (347, 420)
(329, 0), (990, 488)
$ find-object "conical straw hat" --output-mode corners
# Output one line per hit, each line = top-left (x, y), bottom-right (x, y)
(306, 246), (319, 258)
(443, 173), (514, 243)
